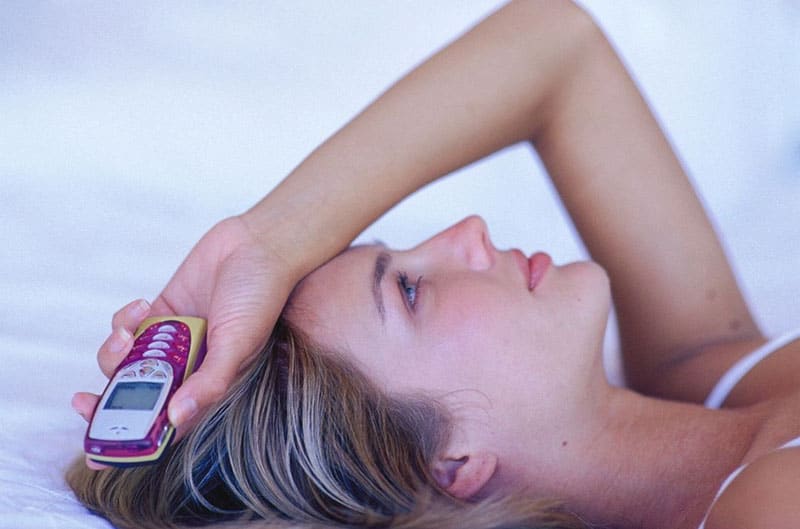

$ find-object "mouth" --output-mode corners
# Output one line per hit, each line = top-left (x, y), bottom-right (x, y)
(511, 249), (551, 291)
(527, 252), (551, 291)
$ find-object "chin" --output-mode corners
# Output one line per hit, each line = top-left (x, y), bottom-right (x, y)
(585, 260), (610, 290)
(555, 260), (612, 315)
(558, 259), (609, 288)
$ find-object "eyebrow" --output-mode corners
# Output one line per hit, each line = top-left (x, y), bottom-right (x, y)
(373, 251), (391, 323)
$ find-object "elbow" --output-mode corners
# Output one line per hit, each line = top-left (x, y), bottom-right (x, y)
(505, 0), (604, 53)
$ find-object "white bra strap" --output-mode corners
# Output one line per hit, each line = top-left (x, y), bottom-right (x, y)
(781, 436), (800, 449)
(697, 435), (800, 529)
(704, 328), (800, 409)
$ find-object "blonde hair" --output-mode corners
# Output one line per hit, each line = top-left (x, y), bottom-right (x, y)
(66, 317), (585, 529)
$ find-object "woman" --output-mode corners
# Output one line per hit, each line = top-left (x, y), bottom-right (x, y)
(69, 1), (800, 528)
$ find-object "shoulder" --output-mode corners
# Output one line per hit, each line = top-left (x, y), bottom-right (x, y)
(705, 446), (800, 529)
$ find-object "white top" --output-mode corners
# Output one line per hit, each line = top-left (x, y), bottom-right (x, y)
(697, 330), (800, 529)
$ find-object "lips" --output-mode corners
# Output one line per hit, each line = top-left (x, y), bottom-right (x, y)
(510, 249), (551, 292)
(527, 252), (551, 291)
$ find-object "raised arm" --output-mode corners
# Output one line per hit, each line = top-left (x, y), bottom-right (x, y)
(242, 0), (593, 271)
(245, 0), (761, 397)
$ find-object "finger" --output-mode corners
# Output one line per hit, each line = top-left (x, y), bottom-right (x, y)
(167, 311), (275, 433)
(96, 328), (134, 378)
(97, 299), (153, 377)
(111, 299), (151, 331)
(84, 455), (111, 471)
(71, 392), (100, 422)
(168, 369), (236, 437)
(71, 393), (112, 470)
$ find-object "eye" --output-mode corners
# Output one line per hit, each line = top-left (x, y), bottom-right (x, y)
(397, 272), (423, 312)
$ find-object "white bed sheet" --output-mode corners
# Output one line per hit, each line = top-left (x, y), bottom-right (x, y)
(1, 2), (798, 527)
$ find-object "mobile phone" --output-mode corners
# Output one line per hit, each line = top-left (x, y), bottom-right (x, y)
(84, 316), (207, 466)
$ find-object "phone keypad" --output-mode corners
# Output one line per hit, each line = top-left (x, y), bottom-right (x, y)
(130, 320), (192, 368)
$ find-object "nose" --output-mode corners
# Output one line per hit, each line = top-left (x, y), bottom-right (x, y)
(418, 215), (495, 270)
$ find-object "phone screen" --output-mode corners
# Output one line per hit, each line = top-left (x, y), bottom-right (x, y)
(104, 381), (164, 411)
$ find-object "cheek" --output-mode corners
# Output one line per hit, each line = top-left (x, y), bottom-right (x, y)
(434, 281), (546, 342)
(427, 287), (517, 345)
(424, 274), (599, 373)
(420, 289), (535, 380)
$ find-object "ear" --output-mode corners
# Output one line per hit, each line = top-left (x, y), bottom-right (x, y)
(432, 451), (498, 499)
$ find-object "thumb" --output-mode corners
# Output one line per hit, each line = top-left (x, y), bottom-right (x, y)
(167, 308), (277, 434)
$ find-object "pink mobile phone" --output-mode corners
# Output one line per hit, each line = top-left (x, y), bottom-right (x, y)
(84, 316), (207, 466)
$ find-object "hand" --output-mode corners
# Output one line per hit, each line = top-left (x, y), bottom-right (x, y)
(74, 215), (297, 468)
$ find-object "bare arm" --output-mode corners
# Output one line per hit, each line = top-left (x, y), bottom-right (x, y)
(242, 0), (589, 273)
(243, 0), (760, 398)
(529, 10), (763, 396)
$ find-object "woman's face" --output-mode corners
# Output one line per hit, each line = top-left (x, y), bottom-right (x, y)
(287, 216), (610, 433)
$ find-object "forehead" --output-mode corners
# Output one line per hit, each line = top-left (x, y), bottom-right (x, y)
(287, 244), (384, 349)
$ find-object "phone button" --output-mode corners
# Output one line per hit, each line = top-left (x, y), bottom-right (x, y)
(158, 324), (178, 333)
(148, 341), (171, 350)
(143, 350), (167, 358)
(109, 426), (129, 436)
(153, 333), (174, 341)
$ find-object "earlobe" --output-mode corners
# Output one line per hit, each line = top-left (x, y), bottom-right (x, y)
(432, 451), (498, 499)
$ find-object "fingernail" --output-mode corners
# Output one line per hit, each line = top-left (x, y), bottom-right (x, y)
(132, 299), (150, 317)
(170, 398), (198, 427)
(108, 327), (132, 354)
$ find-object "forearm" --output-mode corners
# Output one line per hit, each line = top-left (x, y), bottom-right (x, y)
(241, 0), (596, 278)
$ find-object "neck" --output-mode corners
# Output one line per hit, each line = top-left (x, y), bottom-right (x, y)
(516, 385), (760, 529)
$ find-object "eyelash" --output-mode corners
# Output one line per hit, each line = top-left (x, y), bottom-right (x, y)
(397, 272), (423, 312)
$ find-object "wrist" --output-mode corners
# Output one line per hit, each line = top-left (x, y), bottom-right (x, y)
(236, 202), (331, 284)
